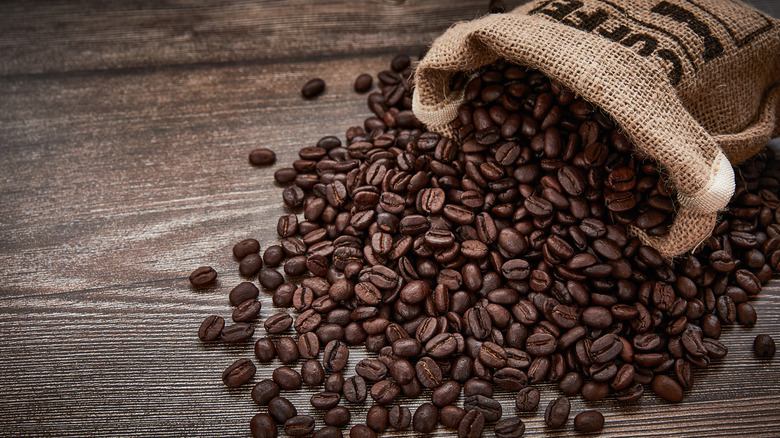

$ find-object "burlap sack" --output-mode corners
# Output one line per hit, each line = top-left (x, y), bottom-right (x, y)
(413, 0), (780, 257)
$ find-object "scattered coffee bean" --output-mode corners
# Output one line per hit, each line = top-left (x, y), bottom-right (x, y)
(574, 410), (605, 433)
(754, 334), (776, 358)
(189, 266), (217, 287)
(354, 74), (373, 93)
(544, 396), (570, 428)
(198, 315), (224, 341)
(223, 358), (256, 388)
(302, 78), (326, 98)
(249, 148), (276, 166)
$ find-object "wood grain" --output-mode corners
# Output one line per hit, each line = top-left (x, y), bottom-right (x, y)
(1, 0), (779, 437)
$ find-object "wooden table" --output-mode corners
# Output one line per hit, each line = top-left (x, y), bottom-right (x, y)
(1, 1), (779, 437)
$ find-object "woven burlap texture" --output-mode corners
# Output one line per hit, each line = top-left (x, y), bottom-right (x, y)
(412, 0), (780, 257)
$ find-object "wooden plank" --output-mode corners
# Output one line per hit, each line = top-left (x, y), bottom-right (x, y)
(0, 0), (505, 75)
(1, 0), (779, 437)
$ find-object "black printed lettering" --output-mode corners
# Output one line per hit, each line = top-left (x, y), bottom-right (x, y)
(538, 0), (583, 21)
(656, 48), (684, 86)
(651, 1), (724, 61)
(564, 8), (610, 32)
(598, 23), (632, 42)
(621, 33), (658, 56)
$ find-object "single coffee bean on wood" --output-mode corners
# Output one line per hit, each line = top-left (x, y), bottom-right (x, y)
(223, 358), (256, 388)
(754, 334), (776, 358)
(249, 148), (276, 166)
(574, 410), (605, 433)
(189, 266), (217, 287)
(302, 78), (326, 98)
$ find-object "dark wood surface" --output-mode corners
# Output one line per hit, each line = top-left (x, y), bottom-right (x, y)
(1, 1), (779, 437)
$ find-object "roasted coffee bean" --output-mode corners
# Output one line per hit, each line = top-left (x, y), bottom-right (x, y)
(251, 380), (279, 406)
(198, 315), (224, 341)
(233, 299), (262, 322)
(311, 392), (341, 410)
(323, 340), (349, 372)
(234, 238), (261, 259)
(458, 409), (485, 438)
(652, 375), (683, 403)
(366, 405), (389, 432)
(389, 405), (412, 430)
(223, 358), (256, 388)
(354, 74), (373, 93)
(494, 417), (525, 438)
(314, 426), (343, 438)
(230, 282), (260, 306)
(464, 394), (503, 422)
(754, 334), (776, 358)
(544, 396), (570, 428)
(221, 323), (254, 343)
(285, 416), (315, 437)
(515, 387), (540, 412)
(265, 312), (293, 334)
(344, 375), (368, 403)
(301, 359), (325, 387)
(263, 245), (284, 267)
(356, 358), (388, 381)
(416, 356), (443, 389)
(574, 410), (605, 433)
(302, 78), (326, 98)
(189, 266), (217, 287)
(259, 269), (284, 290)
(268, 396), (297, 424)
(413, 403), (439, 433)
(432, 380), (462, 407)
(370, 379), (400, 404)
(277, 337), (299, 364)
(526, 333), (556, 355)
(324, 407), (351, 427)
(250, 413), (277, 438)
(273, 366), (302, 390)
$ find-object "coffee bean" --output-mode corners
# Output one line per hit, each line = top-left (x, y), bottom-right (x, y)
(302, 78), (326, 98)
(251, 379), (279, 406)
(314, 426), (343, 438)
(350, 424), (376, 438)
(285, 415), (315, 437)
(265, 312), (293, 334)
(413, 403), (439, 433)
(250, 413), (277, 438)
(754, 334), (776, 358)
(229, 282), (260, 306)
(458, 409), (485, 438)
(273, 365), (302, 390)
(268, 396), (297, 424)
(495, 417), (525, 438)
(526, 332), (556, 355)
(354, 74), (373, 93)
(344, 375), (368, 403)
(389, 405), (411, 430)
(234, 238), (261, 259)
(324, 407), (351, 427)
(259, 269), (284, 290)
(233, 299), (261, 322)
(223, 358), (256, 388)
(515, 387), (540, 412)
(323, 340), (349, 372)
(189, 266), (217, 287)
(310, 392), (341, 410)
(370, 379), (400, 404)
(198, 315), (224, 341)
(574, 410), (605, 433)
(544, 396), (570, 428)
(366, 405), (389, 432)
(432, 380), (462, 407)
(221, 323), (254, 343)
(651, 375), (683, 403)
(464, 394), (502, 422)
(249, 148), (276, 166)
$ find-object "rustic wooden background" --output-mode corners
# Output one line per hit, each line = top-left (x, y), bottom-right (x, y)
(1, 1), (779, 437)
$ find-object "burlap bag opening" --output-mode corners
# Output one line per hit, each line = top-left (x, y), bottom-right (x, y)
(413, 0), (780, 257)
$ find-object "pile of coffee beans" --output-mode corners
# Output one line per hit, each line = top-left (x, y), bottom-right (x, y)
(193, 54), (779, 437)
